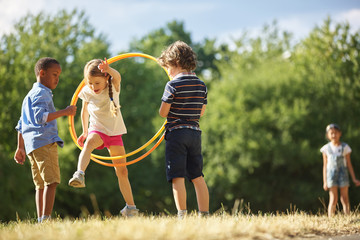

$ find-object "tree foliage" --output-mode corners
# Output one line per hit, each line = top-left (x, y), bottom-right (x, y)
(202, 19), (360, 212)
(1, 10), (360, 221)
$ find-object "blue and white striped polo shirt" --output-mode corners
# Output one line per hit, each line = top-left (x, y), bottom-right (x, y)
(161, 72), (207, 132)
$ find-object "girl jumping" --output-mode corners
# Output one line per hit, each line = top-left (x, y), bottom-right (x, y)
(69, 58), (138, 217)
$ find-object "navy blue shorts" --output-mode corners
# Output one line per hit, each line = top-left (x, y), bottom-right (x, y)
(165, 129), (204, 182)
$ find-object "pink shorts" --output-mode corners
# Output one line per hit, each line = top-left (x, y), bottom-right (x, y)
(89, 131), (124, 150)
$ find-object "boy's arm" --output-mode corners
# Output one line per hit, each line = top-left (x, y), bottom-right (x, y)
(46, 105), (76, 122)
(159, 102), (171, 118)
(200, 105), (206, 117)
(14, 132), (26, 165)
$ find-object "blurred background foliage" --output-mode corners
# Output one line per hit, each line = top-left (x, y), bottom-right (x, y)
(1, 10), (359, 221)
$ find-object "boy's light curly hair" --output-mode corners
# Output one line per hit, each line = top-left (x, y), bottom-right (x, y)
(157, 41), (197, 71)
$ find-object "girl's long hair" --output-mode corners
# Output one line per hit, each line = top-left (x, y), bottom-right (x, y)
(84, 59), (118, 117)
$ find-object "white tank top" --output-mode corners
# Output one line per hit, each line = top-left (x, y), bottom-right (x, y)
(79, 83), (127, 136)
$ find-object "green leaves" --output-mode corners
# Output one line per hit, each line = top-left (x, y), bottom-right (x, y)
(1, 10), (359, 220)
(202, 19), (360, 212)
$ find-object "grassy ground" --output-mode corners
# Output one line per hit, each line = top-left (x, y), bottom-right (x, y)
(1, 212), (360, 240)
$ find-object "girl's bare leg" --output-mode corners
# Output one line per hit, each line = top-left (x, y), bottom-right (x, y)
(340, 186), (350, 215)
(78, 133), (103, 172)
(108, 145), (135, 205)
(328, 187), (338, 217)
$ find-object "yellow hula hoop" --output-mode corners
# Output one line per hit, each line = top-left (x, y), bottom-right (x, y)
(89, 134), (164, 167)
(68, 53), (169, 167)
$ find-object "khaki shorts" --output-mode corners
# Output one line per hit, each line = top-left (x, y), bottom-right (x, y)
(27, 142), (60, 190)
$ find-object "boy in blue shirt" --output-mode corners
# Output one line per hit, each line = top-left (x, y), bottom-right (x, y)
(158, 41), (209, 218)
(14, 57), (77, 222)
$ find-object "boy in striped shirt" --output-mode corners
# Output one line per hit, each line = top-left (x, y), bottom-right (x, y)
(158, 41), (209, 218)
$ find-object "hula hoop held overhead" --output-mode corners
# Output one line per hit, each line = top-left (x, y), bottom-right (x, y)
(68, 53), (169, 167)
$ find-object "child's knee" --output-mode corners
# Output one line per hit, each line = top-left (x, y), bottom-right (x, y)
(84, 136), (102, 150)
(84, 141), (97, 150)
(47, 182), (59, 189)
(340, 195), (349, 203)
(192, 176), (204, 183)
(329, 194), (338, 203)
(115, 166), (128, 178)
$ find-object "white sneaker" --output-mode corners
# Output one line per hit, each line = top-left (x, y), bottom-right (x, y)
(177, 210), (187, 219)
(198, 211), (210, 217)
(120, 205), (139, 217)
(68, 171), (85, 188)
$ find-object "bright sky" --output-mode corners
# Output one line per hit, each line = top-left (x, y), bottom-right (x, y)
(0, 0), (359, 54)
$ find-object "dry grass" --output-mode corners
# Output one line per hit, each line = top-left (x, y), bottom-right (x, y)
(1, 212), (360, 240)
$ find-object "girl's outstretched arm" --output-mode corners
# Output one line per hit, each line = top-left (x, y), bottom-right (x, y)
(98, 58), (121, 92)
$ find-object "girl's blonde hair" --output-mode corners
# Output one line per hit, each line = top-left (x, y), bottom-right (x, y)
(84, 59), (118, 117)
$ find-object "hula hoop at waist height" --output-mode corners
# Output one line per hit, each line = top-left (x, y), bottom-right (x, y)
(68, 53), (169, 167)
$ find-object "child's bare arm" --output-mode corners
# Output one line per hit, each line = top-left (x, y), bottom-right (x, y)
(345, 154), (360, 186)
(159, 102), (171, 118)
(46, 105), (77, 122)
(77, 101), (89, 147)
(322, 153), (328, 191)
(200, 105), (206, 117)
(98, 58), (121, 92)
(80, 101), (89, 135)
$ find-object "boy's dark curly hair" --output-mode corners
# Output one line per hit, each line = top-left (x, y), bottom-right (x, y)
(34, 57), (60, 77)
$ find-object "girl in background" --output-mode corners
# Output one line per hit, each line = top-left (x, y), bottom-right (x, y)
(320, 123), (360, 217)
(69, 58), (138, 217)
